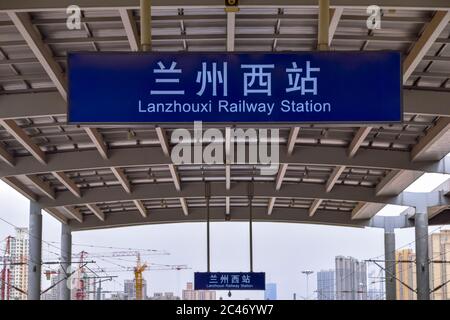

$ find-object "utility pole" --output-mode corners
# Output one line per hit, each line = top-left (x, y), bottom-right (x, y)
(301, 270), (314, 300)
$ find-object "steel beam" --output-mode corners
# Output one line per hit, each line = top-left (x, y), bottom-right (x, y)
(61, 206), (83, 223)
(52, 172), (81, 198)
(86, 203), (105, 221)
(2, 145), (450, 179)
(2, 176), (37, 201)
(119, 9), (140, 51)
(4, 32), (450, 46)
(44, 207), (68, 224)
(37, 181), (419, 209)
(275, 163), (288, 190)
(169, 164), (181, 191)
(156, 127), (182, 192)
(352, 202), (385, 220)
(309, 198), (323, 216)
(225, 164), (231, 190)
(0, 144), (14, 167)
(403, 11), (450, 83)
(155, 127), (171, 157)
(287, 127), (300, 155)
(180, 197), (189, 215)
(0, 119), (46, 165)
(325, 165), (345, 192)
(0, 92), (66, 120)
(412, 117), (450, 161)
(111, 167), (131, 193)
(85, 128), (108, 160)
(328, 7), (343, 46)
(133, 199), (148, 217)
(28, 201), (42, 300)
(68, 206), (369, 231)
(348, 127), (372, 158)
(2, 0), (450, 11)
(267, 197), (276, 215)
(25, 174), (55, 199)
(376, 170), (423, 196)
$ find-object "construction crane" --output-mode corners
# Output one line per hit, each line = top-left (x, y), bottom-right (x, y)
(134, 253), (147, 300)
(83, 250), (168, 258)
(89, 264), (190, 273)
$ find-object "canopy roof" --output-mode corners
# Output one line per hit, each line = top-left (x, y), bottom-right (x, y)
(0, 0), (449, 230)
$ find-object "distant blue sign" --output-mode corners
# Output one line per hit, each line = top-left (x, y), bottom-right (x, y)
(68, 51), (402, 123)
(194, 272), (265, 290)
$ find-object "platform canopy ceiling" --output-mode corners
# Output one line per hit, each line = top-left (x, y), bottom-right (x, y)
(0, 0), (449, 230)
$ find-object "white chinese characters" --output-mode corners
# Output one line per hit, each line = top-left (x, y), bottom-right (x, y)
(286, 61), (320, 95)
(241, 64), (275, 96)
(196, 62), (228, 96)
(149, 60), (320, 96)
(150, 61), (184, 95)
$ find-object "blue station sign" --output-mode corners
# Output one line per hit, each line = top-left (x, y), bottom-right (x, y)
(194, 272), (266, 291)
(68, 51), (402, 124)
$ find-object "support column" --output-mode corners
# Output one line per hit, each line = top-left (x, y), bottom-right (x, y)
(317, 0), (330, 50)
(59, 223), (72, 300)
(140, 0), (151, 51)
(415, 210), (430, 300)
(28, 201), (42, 300)
(384, 228), (396, 300)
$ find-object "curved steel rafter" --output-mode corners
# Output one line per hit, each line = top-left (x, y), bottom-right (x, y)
(38, 181), (412, 209)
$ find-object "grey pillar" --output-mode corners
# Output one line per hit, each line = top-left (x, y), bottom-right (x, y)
(415, 210), (430, 300)
(28, 201), (42, 300)
(59, 223), (72, 300)
(384, 229), (397, 300)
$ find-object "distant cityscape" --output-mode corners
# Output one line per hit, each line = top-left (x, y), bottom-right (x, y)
(2, 227), (450, 300)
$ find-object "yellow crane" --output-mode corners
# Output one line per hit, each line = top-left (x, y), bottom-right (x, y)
(134, 253), (147, 300)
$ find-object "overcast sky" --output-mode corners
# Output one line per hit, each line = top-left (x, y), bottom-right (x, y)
(0, 169), (449, 300)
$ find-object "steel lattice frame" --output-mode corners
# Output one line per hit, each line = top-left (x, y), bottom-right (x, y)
(0, 0), (449, 230)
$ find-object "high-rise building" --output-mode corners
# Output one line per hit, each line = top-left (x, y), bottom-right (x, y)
(124, 279), (147, 300)
(42, 273), (61, 300)
(335, 256), (367, 300)
(395, 230), (450, 300)
(317, 270), (335, 300)
(429, 230), (450, 300)
(395, 249), (416, 300)
(264, 283), (277, 300)
(182, 282), (216, 300)
(8, 228), (29, 300)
